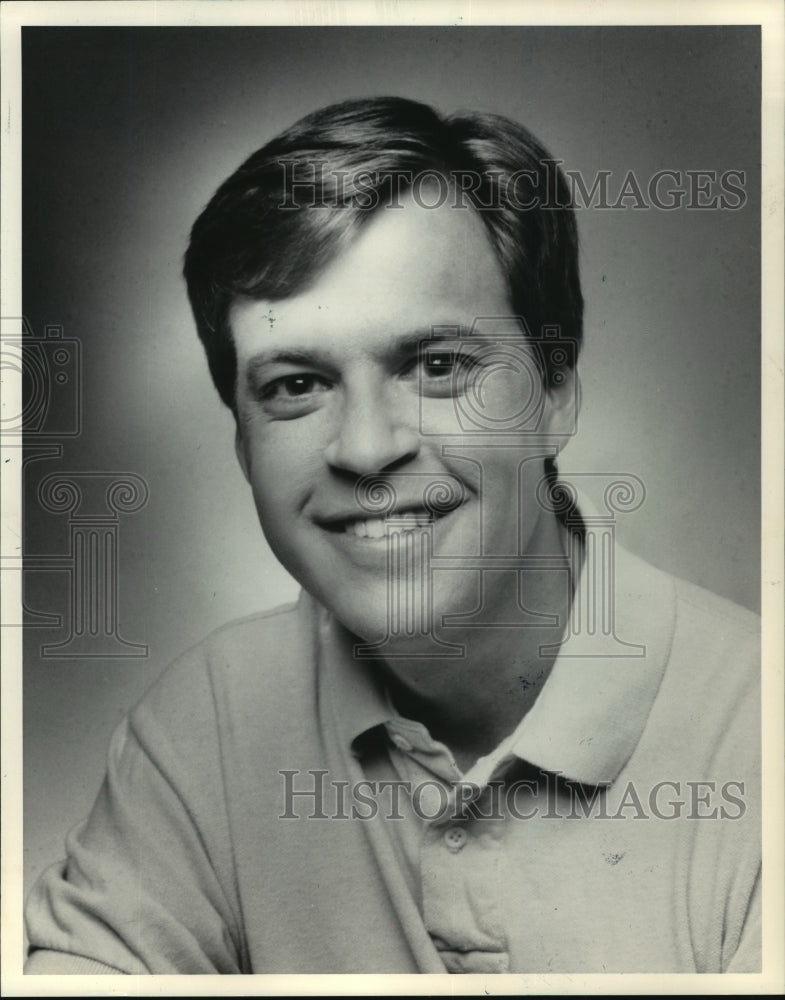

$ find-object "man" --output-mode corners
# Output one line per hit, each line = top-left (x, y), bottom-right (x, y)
(24, 97), (760, 974)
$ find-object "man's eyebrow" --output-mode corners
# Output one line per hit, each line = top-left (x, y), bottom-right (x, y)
(242, 329), (470, 380)
(242, 351), (336, 391)
(390, 329), (468, 356)
(245, 349), (323, 373)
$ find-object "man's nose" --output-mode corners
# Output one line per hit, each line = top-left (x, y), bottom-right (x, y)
(323, 383), (420, 475)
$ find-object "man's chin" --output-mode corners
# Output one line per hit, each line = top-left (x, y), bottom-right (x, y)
(321, 597), (392, 647)
(316, 580), (478, 655)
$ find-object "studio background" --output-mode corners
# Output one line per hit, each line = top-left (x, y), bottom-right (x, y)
(22, 25), (760, 899)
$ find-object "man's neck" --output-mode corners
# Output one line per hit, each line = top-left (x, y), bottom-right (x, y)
(379, 510), (577, 770)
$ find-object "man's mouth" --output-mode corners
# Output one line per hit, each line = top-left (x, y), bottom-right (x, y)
(319, 502), (464, 539)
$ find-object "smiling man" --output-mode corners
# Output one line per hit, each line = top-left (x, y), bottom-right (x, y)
(24, 98), (760, 974)
(228, 178), (577, 767)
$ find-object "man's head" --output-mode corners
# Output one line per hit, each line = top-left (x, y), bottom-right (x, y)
(183, 97), (583, 645)
(184, 96), (583, 411)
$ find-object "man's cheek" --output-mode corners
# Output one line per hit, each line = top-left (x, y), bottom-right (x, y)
(248, 460), (317, 528)
(251, 480), (296, 529)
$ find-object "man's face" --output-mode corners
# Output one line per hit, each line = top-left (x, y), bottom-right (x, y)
(231, 195), (574, 645)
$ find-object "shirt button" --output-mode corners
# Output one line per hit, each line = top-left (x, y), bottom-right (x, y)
(390, 733), (413, 752)
(443, 826), (468, 852)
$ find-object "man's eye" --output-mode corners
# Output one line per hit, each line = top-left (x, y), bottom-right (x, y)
(263, 374), (328, 399)
(407, 350), (480, 397)
(258, 373), (331, 416)
(423, 351), (455, 378)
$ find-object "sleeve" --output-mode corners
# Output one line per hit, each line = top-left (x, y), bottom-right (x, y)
(723, 865), (761, 974)
(24, 714), (245, 975)
(25, 950), (124, 975)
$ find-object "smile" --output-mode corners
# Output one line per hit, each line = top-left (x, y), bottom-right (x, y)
(340, 511), (432, 539)
(319, 501), (465, 541)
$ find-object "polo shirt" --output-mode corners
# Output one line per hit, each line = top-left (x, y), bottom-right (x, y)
(24, 539), (760, 974)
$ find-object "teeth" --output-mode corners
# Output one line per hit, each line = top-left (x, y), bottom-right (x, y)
(366, 518), (386, 539)
(346, 517), (383, 538)
(344, 512), (437, 537)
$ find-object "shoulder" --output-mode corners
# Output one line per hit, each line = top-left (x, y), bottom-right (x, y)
(639, 559), (760, 770)
(666, 570), (760, 698)
(670, 572), (759, 643)
(198, 594), (318, 671)
(127, 593), (321, 752)
(615, 544), (759, 694)
(612, 545), (759, 764)
(620, 543), (759, 667)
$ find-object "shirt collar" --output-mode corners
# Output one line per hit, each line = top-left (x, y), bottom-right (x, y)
(506, 522), (676, 785)
(317, 495), (677, 786)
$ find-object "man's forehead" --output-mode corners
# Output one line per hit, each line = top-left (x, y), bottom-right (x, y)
(315, 196), (505, 296)
(230, 197), (512, 359)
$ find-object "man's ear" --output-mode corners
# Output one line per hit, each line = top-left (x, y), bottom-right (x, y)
(542, 367), (581, 442)
(235, 425), (250, 484)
